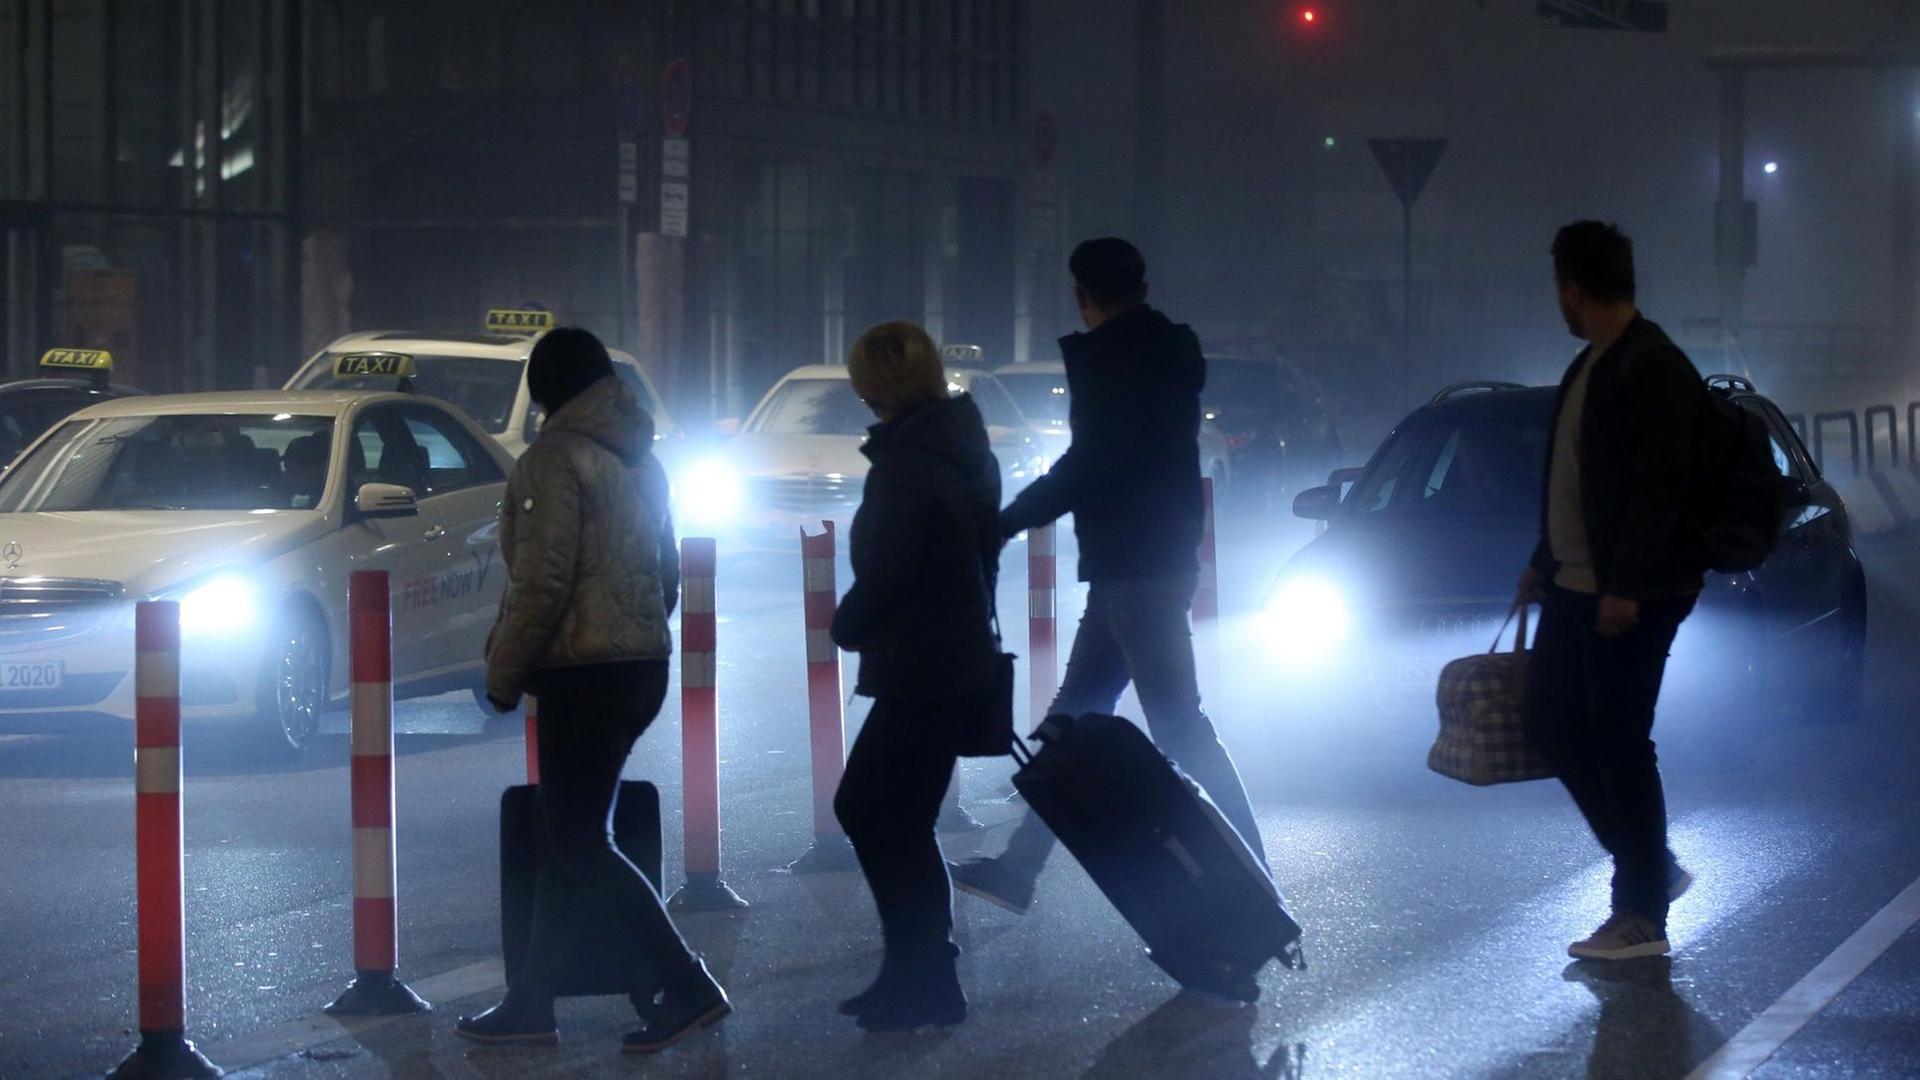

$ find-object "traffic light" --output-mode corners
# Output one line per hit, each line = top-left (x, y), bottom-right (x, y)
(1301, 6), (1318, 24)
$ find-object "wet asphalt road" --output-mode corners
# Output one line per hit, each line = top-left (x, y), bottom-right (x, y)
(0, 517), (1917, 1079)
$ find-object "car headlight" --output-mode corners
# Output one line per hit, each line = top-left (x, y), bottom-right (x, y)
(174, 573), (261, 637)
(1258, 575), (1351, 667)
(676, 457), (744, 528)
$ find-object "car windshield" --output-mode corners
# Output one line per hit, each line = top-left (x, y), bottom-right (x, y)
(0, 413), (336, 512)
(996, 372), (1070, 426)
(1344, 396), (1550, 520)
(295, 353), (522, 432)
(748, 378), (872, 436)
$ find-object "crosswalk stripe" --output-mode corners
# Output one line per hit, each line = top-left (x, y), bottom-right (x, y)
(1684, 872), (1920, 1080)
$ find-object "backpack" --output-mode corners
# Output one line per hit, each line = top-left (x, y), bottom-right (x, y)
(1692, 386), (1792, 574)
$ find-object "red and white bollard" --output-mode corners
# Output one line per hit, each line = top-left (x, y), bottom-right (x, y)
(1195, 477), (1221, 697)
(669, 539), (747, 909)
(326, 571), (430, 1015)
(110, 602), (221, 1080)
(789, 524), (856, 870)
(1028, 523), (1059, 725)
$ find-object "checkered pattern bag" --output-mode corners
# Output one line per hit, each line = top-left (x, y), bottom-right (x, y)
(1428, 605), (1554, 786)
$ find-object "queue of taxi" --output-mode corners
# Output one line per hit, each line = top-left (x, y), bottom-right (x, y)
(0, 317), (1200, 760)
(0, 309), (653, 760)
(673, 348), (1050, 546)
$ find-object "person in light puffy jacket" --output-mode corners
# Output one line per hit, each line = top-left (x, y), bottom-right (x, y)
(457, 327), (729, 1057)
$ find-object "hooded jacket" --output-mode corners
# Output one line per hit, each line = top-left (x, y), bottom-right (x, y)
(486, 375), (678, 704)
(831, 393), (1003, 701)
(1000, 304), (1205, 582)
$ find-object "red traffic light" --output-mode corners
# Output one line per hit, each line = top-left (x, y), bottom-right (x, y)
(1301, 7), (1318, 23)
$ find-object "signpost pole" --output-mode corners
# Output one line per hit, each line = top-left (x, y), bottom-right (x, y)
(1401, 200), (1413, 412)
(1368, 137), (1447, 413)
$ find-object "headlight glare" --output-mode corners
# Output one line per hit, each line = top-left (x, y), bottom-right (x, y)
(177, 574), (261, 636)
(1259, 575), (1351, 667)
(677, 457), (744, 527)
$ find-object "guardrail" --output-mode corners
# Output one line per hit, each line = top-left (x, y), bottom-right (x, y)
(1781, 400), (1920, 480)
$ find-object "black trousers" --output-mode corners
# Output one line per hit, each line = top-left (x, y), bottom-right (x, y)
(518, 660), (694, 1001)
(834, 697), (962, 952)
(1524, 586), (1696, 924)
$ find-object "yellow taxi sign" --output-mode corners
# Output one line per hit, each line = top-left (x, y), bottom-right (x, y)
(484, 309), (554, 335)
(39, 348), (113, 371)
(333, 352), (416, 379)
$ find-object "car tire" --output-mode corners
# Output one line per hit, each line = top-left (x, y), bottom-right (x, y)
(1813, 567), (1868, 727)
(247, 604), (329, 764)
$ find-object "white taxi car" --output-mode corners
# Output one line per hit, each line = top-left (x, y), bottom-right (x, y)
(0, 387), (513, 758)
(678, 364), (1046, 543)
(285, 309), (675, 458)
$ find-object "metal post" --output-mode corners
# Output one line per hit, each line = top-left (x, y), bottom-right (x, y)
(1402, 201), (1413, 411)
(1133, 0), (1165, 258)
(1717, 68), (1748, 343)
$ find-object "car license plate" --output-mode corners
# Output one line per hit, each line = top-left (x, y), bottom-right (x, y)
(0, 661), (63, 691)
(1394, 654), (1448, 693)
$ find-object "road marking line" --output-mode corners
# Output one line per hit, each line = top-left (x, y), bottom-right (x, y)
(210, 958), (503, 1069)
(1685, 872), (1920, 1080)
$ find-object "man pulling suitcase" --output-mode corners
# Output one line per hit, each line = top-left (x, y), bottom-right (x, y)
(951, 240), (1272, 949)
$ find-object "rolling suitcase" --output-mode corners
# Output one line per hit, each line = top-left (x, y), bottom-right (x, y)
(1011, 713), (1305, 995)
(499, 780), (664, 996)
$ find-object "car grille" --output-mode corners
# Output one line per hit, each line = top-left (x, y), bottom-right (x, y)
(750, 475), (857, 514)
(0, 577), (124, 649)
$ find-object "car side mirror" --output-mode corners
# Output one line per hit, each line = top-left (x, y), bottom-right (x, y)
(1782, 477), (1813, 509)
(713, 417), (742, 438)
(356, 482), (420, 518)
(1292, 484), (1341, 521)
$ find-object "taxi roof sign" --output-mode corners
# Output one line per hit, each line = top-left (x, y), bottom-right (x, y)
(940, 344), (984, 365)
(40, 348), (113, 371)
(484, 309), (555, 335)
(333, 352), (416, 379)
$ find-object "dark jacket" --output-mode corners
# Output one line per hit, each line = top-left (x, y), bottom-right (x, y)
(1000, 304), (1205, 582)
(1529, 315), (1707, 602)
(831, 394), (1004, 700)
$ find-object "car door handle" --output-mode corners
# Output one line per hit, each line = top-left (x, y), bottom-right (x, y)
(422, 525), (447, 542)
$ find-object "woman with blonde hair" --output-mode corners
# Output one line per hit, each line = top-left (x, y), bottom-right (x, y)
(830, 320), (1005, 1030)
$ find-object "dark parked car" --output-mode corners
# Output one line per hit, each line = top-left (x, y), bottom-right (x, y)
(1203, 355), (1342, 510)
(0, 350), (144, 466)
(1264, 376), (1866, 725)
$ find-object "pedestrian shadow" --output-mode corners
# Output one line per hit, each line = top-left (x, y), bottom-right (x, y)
(1085, 992), (1306, 1080)
(1562, 957), (1724, 1080)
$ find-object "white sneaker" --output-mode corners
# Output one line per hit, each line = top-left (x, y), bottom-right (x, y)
(1568, 914), (1669, 961)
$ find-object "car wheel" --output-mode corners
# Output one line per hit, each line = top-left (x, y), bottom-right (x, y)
(1813, 568), (1867, 727)
(249, 606), (328, 762)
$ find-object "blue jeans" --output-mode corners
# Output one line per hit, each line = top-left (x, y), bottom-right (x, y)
(997, 576), (1267, 880)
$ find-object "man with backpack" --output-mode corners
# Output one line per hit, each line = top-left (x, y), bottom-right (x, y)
(1518, 221), (1707, 962)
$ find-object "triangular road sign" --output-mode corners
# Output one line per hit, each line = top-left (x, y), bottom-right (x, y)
(1369, 137), (1449, 211)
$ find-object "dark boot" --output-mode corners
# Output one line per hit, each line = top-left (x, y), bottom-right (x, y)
(838, 948), (909, 1016)
(855, 943), (966, 1032)
(621, 956), (731, 1055)
(454, 993), (558, 1046)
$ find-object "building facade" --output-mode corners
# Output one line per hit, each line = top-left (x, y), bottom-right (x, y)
(2, 0), (1052, 419)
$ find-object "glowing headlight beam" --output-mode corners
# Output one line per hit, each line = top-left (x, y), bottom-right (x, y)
(1258, 575), (1351, 667)
(676, 458), (745, 528)
(177, 574), (261, 636)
